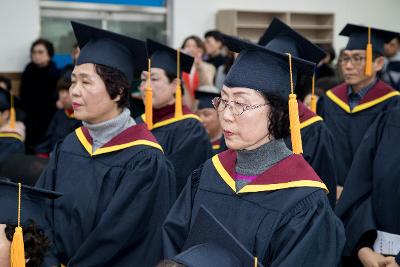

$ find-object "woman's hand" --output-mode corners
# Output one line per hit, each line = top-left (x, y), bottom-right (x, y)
(358, 247), (387, 267)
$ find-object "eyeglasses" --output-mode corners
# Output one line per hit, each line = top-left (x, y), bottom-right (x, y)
(212, 97), (267, 116)
(339, 55), (366, 66)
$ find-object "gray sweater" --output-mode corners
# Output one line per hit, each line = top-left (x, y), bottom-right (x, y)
(235, 138), (292, 191)
(82, 108), (135, 152)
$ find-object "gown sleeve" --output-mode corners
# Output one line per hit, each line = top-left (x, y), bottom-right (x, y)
(167, 121), (212, 193)
(302, 123), (337, 207)
(335, 111), (388, 256)
(162, 166), (202, 259)
(268, 190), (345, 267)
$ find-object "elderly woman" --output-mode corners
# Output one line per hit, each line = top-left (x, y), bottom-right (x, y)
(35, 22), (175, 266)
(137, 39), (212, 195)
(163, 35), (345, 266)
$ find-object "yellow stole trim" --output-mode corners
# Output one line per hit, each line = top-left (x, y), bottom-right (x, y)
(212, 155), (236, 192)
(326, 90), (400, 114)
(141, 113), (202, 129)
(300, 116), (323, 129)
(212, 155), (328, 193)
(0, 132), (23, 142)
(75, 127), (163, 156)
(212, 144), (221, 150)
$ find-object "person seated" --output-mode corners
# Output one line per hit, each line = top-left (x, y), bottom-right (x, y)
(204, 30), (227, 69)
(194, 90), (226, 155)
(317, 24), (400, 187)
(35, 77), (81, 156)
(0, 178), (62, 267)
(163, 34), (345, 266)
(0, 89), (25, 163)
(181, 35), (216, 109)
(36, 22), (176, 266)
(137, 39), (212, 195)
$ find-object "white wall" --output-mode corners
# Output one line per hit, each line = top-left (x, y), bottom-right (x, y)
(0, 0), (40, 72)
(1, 0), (400, 72)
(171, 0), (400, 53)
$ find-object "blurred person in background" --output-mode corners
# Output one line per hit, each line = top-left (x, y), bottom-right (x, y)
(20, 38), (60, 154)
(181, 35), (216, 109)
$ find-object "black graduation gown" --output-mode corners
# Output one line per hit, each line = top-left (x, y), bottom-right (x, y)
(137, 105), (213, 194)
(335, 107), (400, 265)
(0, 132), (25, 162)
(163, 150), (345, 267)
(35, 123), (176, 267)
(35, 109), (81, 155)
(317, 80), (400, 185)
(285, 101), (337, 207)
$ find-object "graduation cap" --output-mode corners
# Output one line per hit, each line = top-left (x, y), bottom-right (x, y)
(223, 34), (315, 96)
(0, 179), (62, 266)
(195, 91), (220, 110)
(223, 34), (316, 154)
(146, 39), (194, 77)
(71, 21), (147, 84)
(258, 17), (326, 64)
(258, 17), (326, 113)
(0, 89), (11, 112)
(173, 205), (263, 267)
(340, 23), (399, 76)
(0, 90), (16, 128)
(143, 39), (195, 129)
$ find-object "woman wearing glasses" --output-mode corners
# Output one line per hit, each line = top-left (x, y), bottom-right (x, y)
(163, 35), (345, 266)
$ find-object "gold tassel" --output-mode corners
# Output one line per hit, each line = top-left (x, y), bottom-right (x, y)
(365, 27), (373, 76)
(254, 257), (258, 267)
(9, 94), (16, 129)
(145, 59), (153, 130)
(10, 183), (25, 267)
(286, 53), (303, 155)
(310, 73), (317, 113)
(174, 48), (183, 118)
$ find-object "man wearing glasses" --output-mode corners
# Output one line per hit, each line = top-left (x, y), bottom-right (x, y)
(317, 24), (400, 197)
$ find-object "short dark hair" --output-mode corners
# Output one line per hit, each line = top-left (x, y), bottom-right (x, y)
(204, 30), (224, 44)
(5, 220), (50, 267)
(0, 75), (12, 91)
(181, 35), (206, 52)
(260, 92), (290, 139)
(30, 38), (54, 58)
(56, 76), (71, 92)
(163, 70), (184, 95)
(95, 64), (130, 108)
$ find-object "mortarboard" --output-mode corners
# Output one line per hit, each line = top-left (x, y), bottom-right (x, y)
(173, 205), (263, 267)
(340, 23), (399, 76)
(71, 21), (147, 84)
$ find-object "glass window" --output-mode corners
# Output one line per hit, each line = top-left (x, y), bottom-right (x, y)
(40, 1), (168, 68)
